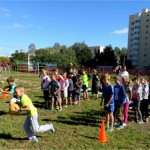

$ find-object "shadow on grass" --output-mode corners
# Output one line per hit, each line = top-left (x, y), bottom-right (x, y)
(0, 110), (8, 116)
(43, 110), (105, 127)
(0, 133), (42, 140)
(33, 101), (45, 109)
(0, 133), (27, 140)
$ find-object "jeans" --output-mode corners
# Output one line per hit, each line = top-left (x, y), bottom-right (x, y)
(114, 101), (123, 125)
(140, 99), (149, 119)
(24, 112), (53, 138)
(135, 100), (142, 121)
(123, 101), (130, 124)
(43, 90), (50, 108)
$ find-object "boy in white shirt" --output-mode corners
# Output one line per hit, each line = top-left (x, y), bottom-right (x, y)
(41, 69), (51, 109)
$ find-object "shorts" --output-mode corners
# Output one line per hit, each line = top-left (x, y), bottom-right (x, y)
(50, 95), (60, 101)
(61, 89), (68, 98)
(68, 91), (73, 98)
(82, 85), (88, 92)
(104, 104), (114, 112)
(10, 97), (20, 103)
(92, 84), (99, 94)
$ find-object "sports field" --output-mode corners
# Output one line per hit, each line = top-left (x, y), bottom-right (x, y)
(0, 72), (150, 149)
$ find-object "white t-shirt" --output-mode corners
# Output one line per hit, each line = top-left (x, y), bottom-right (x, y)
(41, 75), (51, 90)
(118, 71), (129, 78)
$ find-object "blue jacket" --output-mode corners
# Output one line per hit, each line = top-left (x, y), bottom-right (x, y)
(114, 84), (126, 104)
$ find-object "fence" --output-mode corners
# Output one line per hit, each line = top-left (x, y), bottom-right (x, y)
(14, 61), (57, 75)
(86, 67), (150, 76)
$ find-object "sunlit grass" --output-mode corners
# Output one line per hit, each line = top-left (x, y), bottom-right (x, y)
(0, 71), (150, 149)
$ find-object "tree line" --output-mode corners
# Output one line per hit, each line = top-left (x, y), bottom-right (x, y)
(1, 42), (131, 70)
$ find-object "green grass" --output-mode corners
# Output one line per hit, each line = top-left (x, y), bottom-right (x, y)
(0, 71), (150, 149)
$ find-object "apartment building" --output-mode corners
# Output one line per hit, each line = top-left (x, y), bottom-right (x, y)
(89, 46), (105, 57)
(127, 8), (150, 69)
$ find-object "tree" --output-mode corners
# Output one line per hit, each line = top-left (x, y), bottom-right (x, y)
(93, 45), (117, 67)
(28, 43), (36, 53)
(120, 47), (128, 66)
(52, 43), (66, 51)
(114, 47), (121, 65)
(32, 47), (77, 71)
(71, 42), (92, 65)
(0, 57), (10, 64)
(10, 52), (28, 64)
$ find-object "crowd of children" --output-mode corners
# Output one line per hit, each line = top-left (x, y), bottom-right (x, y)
(100, 73), (150, 132)
(0, 64), (150, 142)
(40, 68), (84, 111)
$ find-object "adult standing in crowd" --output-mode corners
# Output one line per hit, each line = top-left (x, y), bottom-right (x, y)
(66, 63), (74, 77)
(118, 65), (129, 79)
(91, 69), (100, 99)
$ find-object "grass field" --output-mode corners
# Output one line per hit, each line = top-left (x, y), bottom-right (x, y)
(0, 71), (150, 149)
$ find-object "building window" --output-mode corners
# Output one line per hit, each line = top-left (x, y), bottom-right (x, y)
(146, 19), (149, 22)
(145, 42), (147, 45)
(146, 25), (149, 28)
(144, 54), (147, 57)
(146, 31), (148, 34)
(145, 37), (148, 39)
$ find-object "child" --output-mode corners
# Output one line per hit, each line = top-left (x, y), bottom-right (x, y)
(123, 80), (132, 126)
(100, 73), (114, 132)
(41, 69), (51, 109)
(91, 69), (100, 99)
(0, 77), (19, 104)
(114, 76), (126, 129)
(140, 77), (149, 122)
(14, 85), (55, 142)
(60, 72), (69, 107)
(68, 74), (74, 106)
(74, 75), (82, 105)
(49, 74), (61, 111)
(82, 70), (89, 100)
(132, 77), (143, 123)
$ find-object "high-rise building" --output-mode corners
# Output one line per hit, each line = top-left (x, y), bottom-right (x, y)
(127, 8), (150, 69)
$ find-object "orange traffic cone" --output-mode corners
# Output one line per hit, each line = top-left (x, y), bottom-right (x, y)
(98, 120), (108, 143)
(2, 93), (6, 100)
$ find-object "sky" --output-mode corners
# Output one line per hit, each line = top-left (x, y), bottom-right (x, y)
(0, 0), (150, 56)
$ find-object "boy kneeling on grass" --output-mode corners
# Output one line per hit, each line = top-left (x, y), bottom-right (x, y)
(13, 85), (55, 143)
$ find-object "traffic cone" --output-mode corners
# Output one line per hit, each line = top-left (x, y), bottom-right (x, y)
(98, 120), (108, 143)
(2, 93), (6, 100)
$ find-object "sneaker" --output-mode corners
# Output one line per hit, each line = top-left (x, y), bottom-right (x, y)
(138, 121), (143, 124)
(117, 125), (124, 130)
(114, 122), (118, 127)
(108, 127), (114, 132)
(145, 118), (149, 122)
(50, 124), (55, 133)
(56, 106), (59, 110)
(29, 136), (38, 142)
(107, 127), (114, 132)
(123, 123), (127, 127)
(106, 125), (109, 131)
(64, 105), (68, 108)
(58, 108), (62, 111)
(50, 108), (54, 111)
